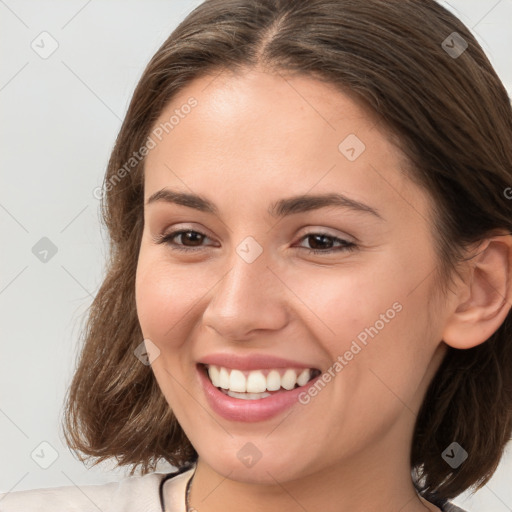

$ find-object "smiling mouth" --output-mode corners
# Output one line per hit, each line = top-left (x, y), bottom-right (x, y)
(199, 363), (322, 400)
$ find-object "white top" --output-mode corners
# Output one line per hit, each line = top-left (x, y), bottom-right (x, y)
(0, 466), (196, 512)
(0, 464), (468, 512)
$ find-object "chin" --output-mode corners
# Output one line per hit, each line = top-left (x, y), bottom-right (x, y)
(198, 445), (312, 485)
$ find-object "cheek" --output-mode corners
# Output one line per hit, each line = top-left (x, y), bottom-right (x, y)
(288, 260), (402, 351)
(328, 264), (438, 415)
(135, 252), (196, 347)
(291, 250), (435, 386)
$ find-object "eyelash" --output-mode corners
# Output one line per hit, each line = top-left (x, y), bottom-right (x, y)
(154, 229), (357, 255)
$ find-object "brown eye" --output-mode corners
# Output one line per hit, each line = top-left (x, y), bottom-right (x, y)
(156, 229), (211, 251)
(154, 229), (357, 255)
(296, 233), (357, 254)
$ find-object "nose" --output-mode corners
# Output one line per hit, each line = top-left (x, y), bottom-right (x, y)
(201, 250), (290, 341)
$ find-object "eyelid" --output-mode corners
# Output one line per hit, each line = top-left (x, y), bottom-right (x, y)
(296, 225), (355, 243)
(153, 226), (358, 256)
(151, 226), (214, 247)
(157, 222), (355, 241)
(153, 223), (213, 240)
(153, 224), (353, 245)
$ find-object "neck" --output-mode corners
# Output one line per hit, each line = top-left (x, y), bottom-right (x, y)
(187, 442), (441, 512)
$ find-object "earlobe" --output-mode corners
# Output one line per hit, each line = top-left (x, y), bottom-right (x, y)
(442, 233), (512, 350)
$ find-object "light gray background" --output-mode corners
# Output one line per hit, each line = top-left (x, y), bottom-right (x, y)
(0, 1), (511, 510)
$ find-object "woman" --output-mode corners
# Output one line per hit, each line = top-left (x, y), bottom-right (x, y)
(2, 0), (511, 511)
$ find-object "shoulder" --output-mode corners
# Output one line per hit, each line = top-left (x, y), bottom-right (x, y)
(421, 494), (470, 512)
(442, 502), (469, 512)
(0, 471), (168, 512)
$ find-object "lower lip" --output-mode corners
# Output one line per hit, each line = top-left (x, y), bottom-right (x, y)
(197, 364), (321, 422)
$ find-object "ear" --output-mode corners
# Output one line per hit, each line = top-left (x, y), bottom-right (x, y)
(442, 232), (512, 350)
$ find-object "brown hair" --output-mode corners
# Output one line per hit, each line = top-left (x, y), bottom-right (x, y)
(61, 0), (512, 502)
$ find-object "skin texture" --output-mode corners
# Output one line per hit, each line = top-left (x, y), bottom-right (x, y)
(135, 68), (512, 512)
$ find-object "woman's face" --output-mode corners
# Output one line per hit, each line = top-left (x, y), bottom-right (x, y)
(136, 68), (449, 483)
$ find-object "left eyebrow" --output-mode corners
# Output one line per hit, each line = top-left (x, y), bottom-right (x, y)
(145, 188), (384, 221)
(268, 192), (384, 220)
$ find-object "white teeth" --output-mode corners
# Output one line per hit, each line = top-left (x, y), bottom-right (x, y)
(281, 369), (297, 390)
(266, 370), (281, 391)
(208, 365), (220, 387)
(297, 369), (310, 386)
(206, 365), (316, 394)
(225, 390), (271, 400)
(246, 371), (267, 393)
(229, 369), (246, 392)
(219, 367), (230, 389)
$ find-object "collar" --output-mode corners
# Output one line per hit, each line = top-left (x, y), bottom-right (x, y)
(159, 463), (197, 512)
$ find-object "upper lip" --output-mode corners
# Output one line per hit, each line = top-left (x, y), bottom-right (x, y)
(198, 353), (319, 371)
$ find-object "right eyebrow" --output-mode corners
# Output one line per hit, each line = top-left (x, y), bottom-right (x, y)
(146, 189), (218, 214)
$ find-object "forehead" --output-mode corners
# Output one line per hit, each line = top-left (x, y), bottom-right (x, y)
(149, 68), (381, 154)
(143, 68), (431, 226)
